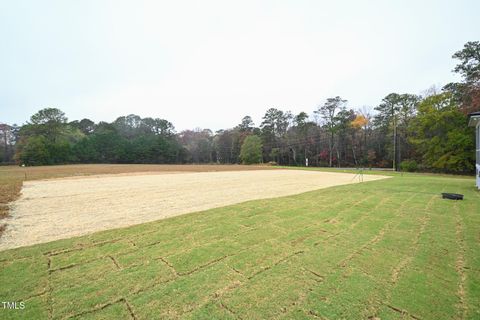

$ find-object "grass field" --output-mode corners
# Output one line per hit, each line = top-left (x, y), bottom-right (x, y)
(0, 165), (479, 319)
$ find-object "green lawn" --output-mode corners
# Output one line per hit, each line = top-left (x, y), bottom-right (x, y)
(0, 172), (479, 319)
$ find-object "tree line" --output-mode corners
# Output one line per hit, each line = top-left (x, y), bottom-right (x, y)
(1, 41), (478, 173)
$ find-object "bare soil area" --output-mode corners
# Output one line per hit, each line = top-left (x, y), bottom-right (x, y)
(0, 169), (388, 250)
(0, 164), (275, 236)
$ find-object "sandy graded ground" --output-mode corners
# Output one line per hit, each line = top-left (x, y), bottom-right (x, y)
(0, 169), (388, 250)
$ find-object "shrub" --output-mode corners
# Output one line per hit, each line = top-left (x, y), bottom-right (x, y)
(400, 160), (418, 172)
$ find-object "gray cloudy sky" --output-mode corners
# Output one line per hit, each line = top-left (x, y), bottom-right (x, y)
(1, 0), (479, 131)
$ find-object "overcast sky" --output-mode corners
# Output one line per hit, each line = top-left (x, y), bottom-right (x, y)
(1, 0), (479, 131)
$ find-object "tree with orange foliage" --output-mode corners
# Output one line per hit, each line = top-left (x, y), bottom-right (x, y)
(351, 114), (368, 129)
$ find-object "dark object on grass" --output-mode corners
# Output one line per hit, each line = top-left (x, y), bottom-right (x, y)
(442, 193), (464, 200)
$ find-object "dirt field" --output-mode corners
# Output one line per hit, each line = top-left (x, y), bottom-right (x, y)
(0, 169), (387, 250)
(0, 164), (278, 236)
